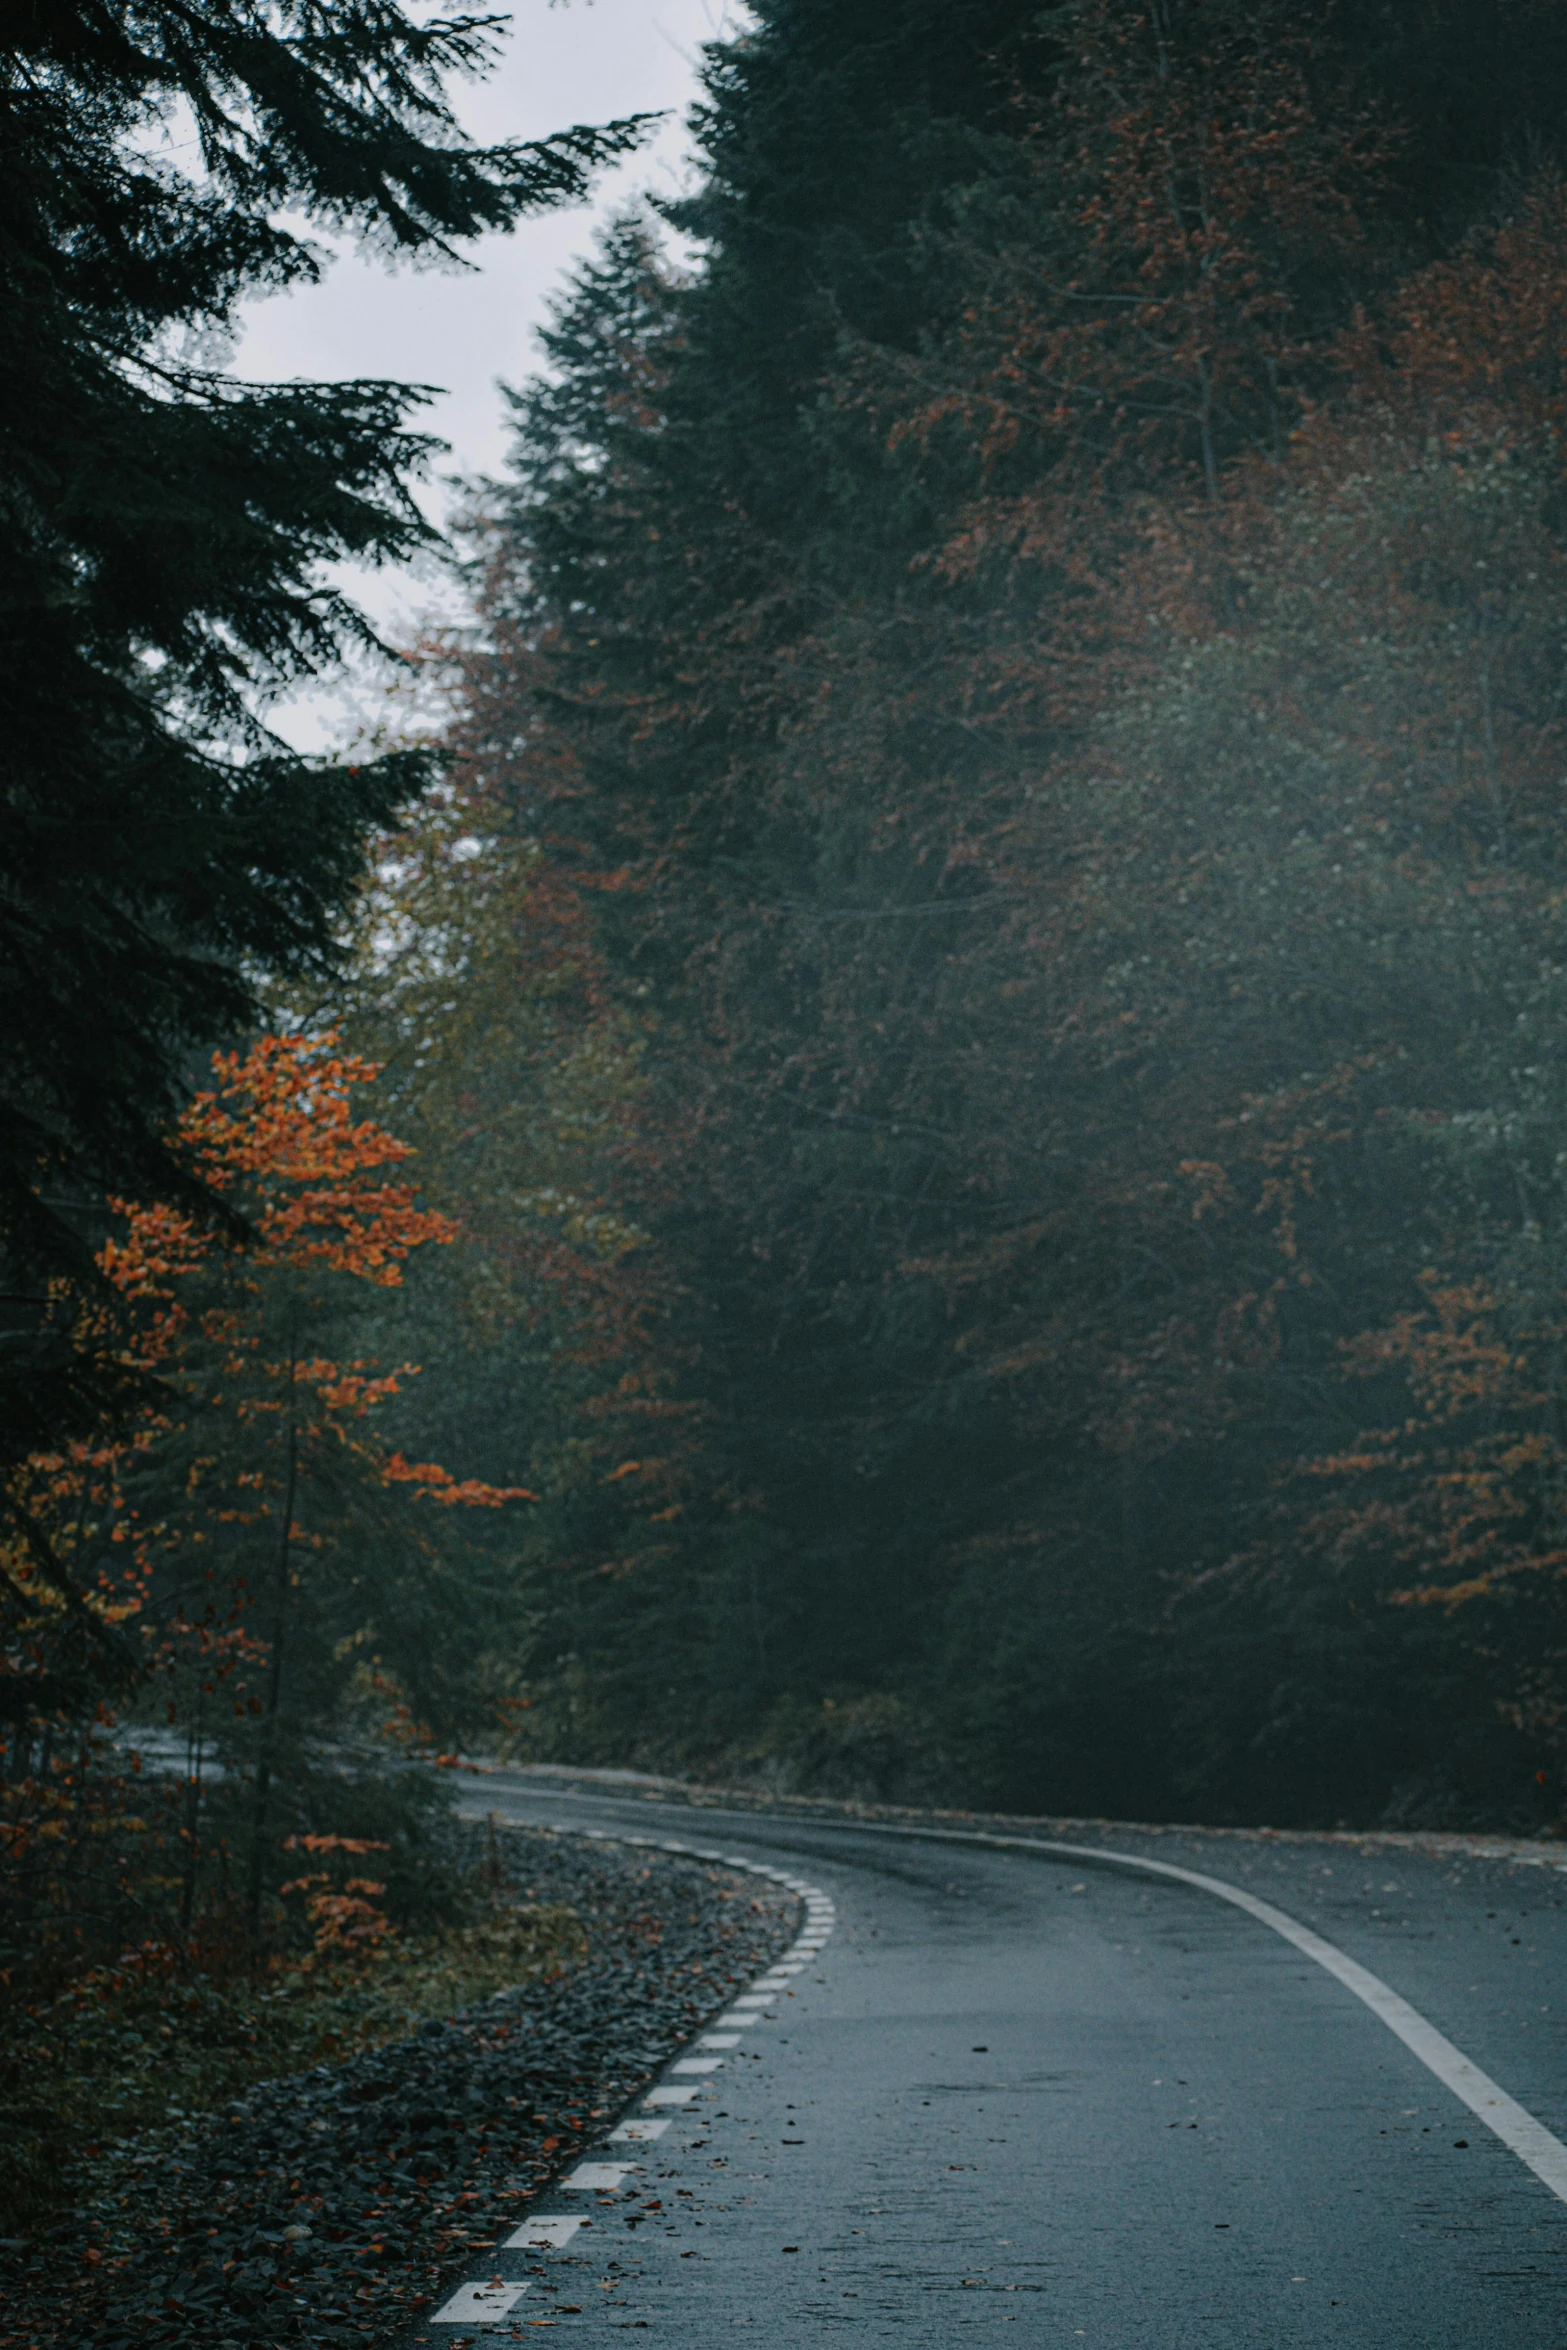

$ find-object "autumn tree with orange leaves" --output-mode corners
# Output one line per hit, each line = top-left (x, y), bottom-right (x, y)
(2, 1033), (532, 1956)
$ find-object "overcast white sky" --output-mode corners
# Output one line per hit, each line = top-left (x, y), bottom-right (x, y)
(234, 0), (740, 747)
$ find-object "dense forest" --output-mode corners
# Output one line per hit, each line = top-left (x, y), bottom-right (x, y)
(386, 0), (1567, 1829)
(11, 0), (1567, 2056)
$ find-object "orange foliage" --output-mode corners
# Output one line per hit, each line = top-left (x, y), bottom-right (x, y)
(101, 1032), (458, 1359)
(92, 1032), (524, 1514)
(278, 1831), (396, 1961)
(885, 3), (1393, 566)
(382, 1452), (536, 1508)
(3, 1034), (531, 1727)
(1339, 174), (1567, 456)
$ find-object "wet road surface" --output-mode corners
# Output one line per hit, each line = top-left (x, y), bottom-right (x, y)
(414, 1775), (1567, 2345)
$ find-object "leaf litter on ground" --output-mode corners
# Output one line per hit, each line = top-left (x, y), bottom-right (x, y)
(0, 1826), (797, 2350)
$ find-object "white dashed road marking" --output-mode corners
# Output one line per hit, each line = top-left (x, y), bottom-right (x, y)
(432, 2279), (528, 2323)
(433, 1798), (1567, 2341)
(562, 2162), (635, 2190)
(426, 1832), (836, 2324)
(502, 2215), (584, 2250)
(609, 2116), (671, 2143)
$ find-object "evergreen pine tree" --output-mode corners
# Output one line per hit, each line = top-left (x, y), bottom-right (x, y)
(0, 1), (650, 1460)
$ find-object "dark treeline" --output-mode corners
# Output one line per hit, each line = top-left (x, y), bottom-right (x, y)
(404, 0), (1567, 1828)
(11, 4), (1567, 2071)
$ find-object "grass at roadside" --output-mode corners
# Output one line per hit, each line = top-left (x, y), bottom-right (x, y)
(0, 1903), (585, 2238)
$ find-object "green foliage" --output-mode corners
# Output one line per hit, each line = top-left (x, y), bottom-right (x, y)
(0, 0), (650, 1453)
(282, 756), (667, 1745)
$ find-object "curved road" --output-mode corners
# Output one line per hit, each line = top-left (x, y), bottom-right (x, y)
(423, 1774), (1567, 2344)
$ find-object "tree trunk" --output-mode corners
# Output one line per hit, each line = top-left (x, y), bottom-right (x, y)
(179, 1693), (205, 1936)
(246, 1360), (299, 1940)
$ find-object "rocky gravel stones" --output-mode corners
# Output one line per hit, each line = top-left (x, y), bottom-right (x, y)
(0, 1827), (796, 2350)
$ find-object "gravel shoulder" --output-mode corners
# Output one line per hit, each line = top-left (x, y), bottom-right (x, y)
(1, 1826), (797, 2350)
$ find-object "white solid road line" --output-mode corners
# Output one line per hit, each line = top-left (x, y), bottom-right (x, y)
(532, 1797), (1567, 2210)
(1119, 1845), (1567, 2207)
(632, 1802), (1567, 2210)
(825, 1815), (1567, 2211)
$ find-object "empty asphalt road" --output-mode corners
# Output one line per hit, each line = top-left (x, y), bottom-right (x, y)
(422, 1774), (1567, 2344)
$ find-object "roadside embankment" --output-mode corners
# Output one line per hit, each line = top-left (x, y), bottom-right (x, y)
(0, 1826), (796, 2350)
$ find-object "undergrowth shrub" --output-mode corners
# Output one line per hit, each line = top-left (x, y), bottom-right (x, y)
(0, 1901), (584, 2234)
